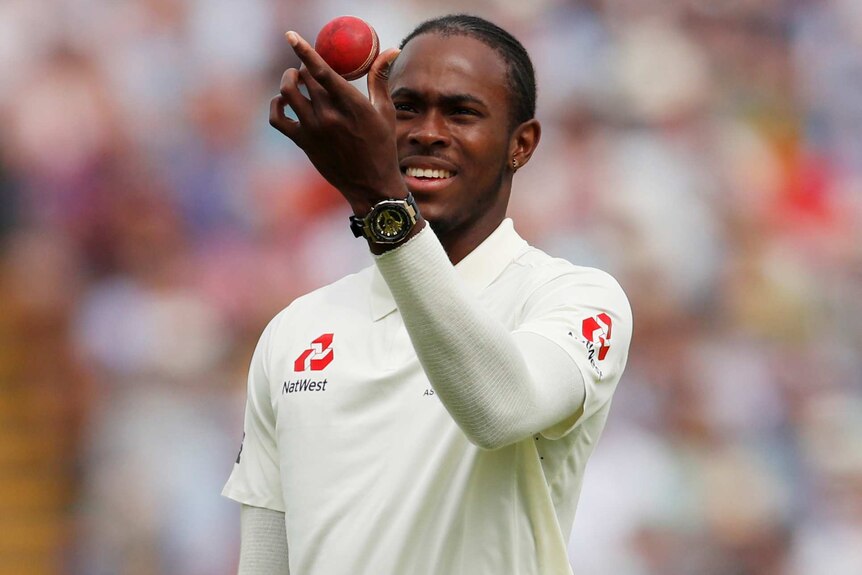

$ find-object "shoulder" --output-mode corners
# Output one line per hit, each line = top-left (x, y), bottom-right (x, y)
(280, 265), (374, 312)
(262, 265), (376, 341)
(508, 245), (631, 318)
(509, 245), (634, 389)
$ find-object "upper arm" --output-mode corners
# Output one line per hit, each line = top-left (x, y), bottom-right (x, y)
(512, 269), (633, 438)
(222, 318), (286, 512)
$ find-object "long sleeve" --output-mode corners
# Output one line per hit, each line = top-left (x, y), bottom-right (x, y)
(374, 226), (590, 450)
(238, 505), (290, 575)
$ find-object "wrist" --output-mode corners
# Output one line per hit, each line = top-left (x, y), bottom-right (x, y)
(367, 217), (427, 254)
(349, 192), (423, 250)
(346, 179), (409, 216)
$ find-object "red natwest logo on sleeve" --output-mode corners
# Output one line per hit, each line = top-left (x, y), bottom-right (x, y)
(294, 333), (334, 372)
(582, 313), (612, 361)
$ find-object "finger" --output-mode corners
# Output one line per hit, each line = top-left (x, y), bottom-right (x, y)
(269, 94), (301, 142)
(285, 31), (343, 92)
(278, 68), (314, 124)
(298, 66), (329, 110)
(368, 48), (400, 113)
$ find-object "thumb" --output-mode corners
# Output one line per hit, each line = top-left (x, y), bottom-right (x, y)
(368, 48), (400, 113)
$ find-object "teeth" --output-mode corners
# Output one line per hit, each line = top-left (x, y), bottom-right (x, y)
(406, 167), (452, 179)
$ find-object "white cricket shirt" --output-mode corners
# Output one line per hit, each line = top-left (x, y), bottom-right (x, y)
(223, 219), (632, 575)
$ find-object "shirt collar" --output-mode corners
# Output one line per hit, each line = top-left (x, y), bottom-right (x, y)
(370, 218), (529, 321)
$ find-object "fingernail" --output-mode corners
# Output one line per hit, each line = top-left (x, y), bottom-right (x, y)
(285, 31), (298, 47)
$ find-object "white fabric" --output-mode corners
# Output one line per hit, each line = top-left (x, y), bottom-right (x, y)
(223, 218), (632, 575)
(374, 226), (585, 449)
(238, 505), (289, 575)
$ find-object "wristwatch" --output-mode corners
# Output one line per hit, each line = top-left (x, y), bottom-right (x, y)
(349, 193), (420, 244)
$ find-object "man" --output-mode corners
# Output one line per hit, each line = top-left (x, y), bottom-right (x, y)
(223, 14), (632, 575)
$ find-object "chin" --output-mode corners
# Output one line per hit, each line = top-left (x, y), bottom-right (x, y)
(422, 215), (460, 238)
(412, 199), (437, 223)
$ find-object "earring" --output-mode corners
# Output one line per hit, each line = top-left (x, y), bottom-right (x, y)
(512, 157), (519, 171)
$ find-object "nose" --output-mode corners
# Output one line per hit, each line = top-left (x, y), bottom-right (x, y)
(406, 111), (451, 148)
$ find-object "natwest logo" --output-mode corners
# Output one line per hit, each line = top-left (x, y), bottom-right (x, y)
(294, 333), (334, 372)
(582, 313), (612, 361)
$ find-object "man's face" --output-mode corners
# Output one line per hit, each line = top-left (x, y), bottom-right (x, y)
(388, 33), (516, 238)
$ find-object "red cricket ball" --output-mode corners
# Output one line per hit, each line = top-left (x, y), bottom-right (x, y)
(314, 16), (380, 81)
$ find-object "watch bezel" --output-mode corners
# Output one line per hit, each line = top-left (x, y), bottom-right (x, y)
(349, 194), (419, 244)
(369, 201), (411, 243)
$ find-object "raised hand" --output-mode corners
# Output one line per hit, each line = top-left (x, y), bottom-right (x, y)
(269, 31), (407, 215)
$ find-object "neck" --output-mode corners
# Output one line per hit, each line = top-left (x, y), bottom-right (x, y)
(437, 214), (508, 266)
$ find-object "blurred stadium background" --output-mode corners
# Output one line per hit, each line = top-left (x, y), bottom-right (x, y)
(1, 0), (861, 573)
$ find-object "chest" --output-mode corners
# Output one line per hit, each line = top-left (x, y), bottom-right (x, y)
(270, 283), (526, 421)
(267, 307), (439, 437)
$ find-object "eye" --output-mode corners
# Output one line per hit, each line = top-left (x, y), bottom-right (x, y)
(452, 107), (478, 116)
(449, 106), (482, 123)
(394, 102), (417, 114)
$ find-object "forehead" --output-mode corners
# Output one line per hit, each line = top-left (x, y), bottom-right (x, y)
(389, 33), (510, 106)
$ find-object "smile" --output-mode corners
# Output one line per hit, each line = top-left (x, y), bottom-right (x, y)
(405, 167), (453, 179)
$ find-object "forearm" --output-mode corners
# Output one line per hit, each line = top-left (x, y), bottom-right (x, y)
(238, 505), (290, 575)
(375, 226), (584, 449)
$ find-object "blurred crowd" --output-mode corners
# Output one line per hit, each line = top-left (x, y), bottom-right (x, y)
(1, 0), (860, 574)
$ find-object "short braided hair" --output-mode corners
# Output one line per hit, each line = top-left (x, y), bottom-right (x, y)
(399, 14), (537, 128)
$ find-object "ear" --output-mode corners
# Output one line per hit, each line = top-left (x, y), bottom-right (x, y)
(509, 118), (541, 172)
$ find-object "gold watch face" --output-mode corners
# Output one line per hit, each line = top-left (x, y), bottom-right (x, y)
(372, 207), (407, 240)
